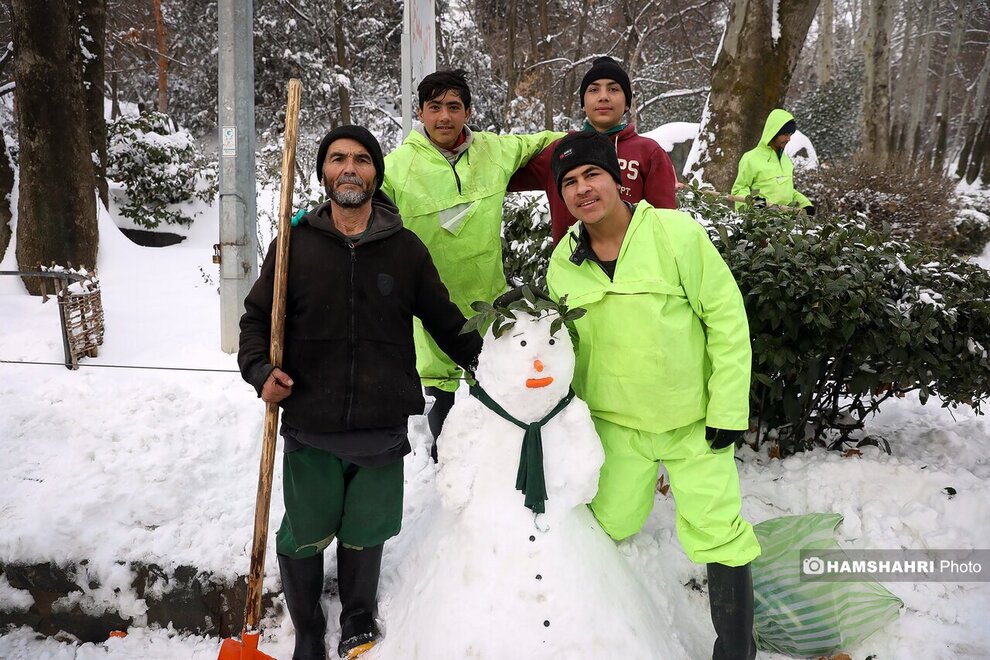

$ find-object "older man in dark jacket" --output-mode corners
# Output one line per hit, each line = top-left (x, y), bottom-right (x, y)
(238, 125), (481, 660)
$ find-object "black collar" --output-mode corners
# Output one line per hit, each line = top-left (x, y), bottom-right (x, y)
(566, 202), (636, 267)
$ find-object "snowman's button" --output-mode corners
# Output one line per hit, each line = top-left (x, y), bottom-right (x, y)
(529, 535), (536, 542)
(535, 574), (542, 580)
(543, 620), (550, 627)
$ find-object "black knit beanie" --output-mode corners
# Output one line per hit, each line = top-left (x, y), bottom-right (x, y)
(315, 125), (385, 190)
(774, 119), (797, 138)
(579, 56), (632, 109)
(551, 131), (623, 197)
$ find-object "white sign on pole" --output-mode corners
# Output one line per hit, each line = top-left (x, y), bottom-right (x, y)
(401, 0), (437, 136)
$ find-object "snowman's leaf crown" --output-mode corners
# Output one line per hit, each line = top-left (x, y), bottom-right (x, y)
(460, 285), (586, 338)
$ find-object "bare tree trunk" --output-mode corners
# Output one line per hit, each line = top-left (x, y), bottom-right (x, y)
(79, 0), (107, 207)
(333, 0), (351, 125)
(905, 0), (937, 160)
(502, 0), (517, 128)
(684, 0), (821, 190)
(12, 0), (98, 294)
(152, 0), (168, 114)
(538, 0), (552, 130)
(816, 0), (833, 84)
(861, 0), (893, 163)
(566, 0), (592, 121)
(931, 0), (967, 170)
(956, 119), (978, 179)
(889, 0), (915, 140)
(967, 109), (990, 184)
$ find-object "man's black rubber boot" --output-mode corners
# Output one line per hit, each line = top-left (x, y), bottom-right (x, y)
(425, 386), (455, 463)
(277, 552), (328, 660)
(336, 543), (384, 658)
(707, 562), (757, 660)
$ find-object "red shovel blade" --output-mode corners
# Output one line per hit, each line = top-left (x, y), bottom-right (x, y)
(218, 631), (276, 660)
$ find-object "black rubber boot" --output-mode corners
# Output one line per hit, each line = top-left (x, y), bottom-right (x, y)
(336, 543), (384, 658)
(277, 553), (328, 660)
(425, 386), (455, 463)
(707, 562), (757, 660)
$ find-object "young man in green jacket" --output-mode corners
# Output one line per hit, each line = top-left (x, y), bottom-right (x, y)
(381, 69), (560, 458)
(546, 132), (761, 660)
(731, 108), (814, 213)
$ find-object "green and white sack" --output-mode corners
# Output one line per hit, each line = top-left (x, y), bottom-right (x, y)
(751, 513), (903, 657)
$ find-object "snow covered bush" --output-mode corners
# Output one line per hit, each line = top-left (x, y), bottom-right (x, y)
(502, 191), (552, 289)
(799, 159), (971, 253)
(686, 192), (990, 455)
(107, 112), (217, 229)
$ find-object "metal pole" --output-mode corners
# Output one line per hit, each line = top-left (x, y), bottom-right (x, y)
(217, 0), (258, 353)
(401, 0), (412, 137)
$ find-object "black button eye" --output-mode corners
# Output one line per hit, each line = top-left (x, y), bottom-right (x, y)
(520, 340), (527, 347)
(548, 339), (555, 345)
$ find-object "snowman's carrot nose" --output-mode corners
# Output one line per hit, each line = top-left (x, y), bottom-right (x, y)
(534, 359), (544, 373)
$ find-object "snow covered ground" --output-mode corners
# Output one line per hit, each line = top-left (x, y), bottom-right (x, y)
(1, 197), (989, 659)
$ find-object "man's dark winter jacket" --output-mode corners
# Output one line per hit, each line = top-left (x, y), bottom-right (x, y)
(238, 193), (482, 432)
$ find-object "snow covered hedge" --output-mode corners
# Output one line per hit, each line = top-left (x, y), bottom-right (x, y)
(502, 192), (990, 456)
(107, 112), (217, 229)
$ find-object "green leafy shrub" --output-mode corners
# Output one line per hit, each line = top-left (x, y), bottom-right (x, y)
(107, 112), (217, 229)
(684, 190), (990, 455)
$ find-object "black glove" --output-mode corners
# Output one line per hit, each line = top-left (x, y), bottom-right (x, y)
(706, 426), (744, 450)
(751, 196), (767, 209)
(805, 204), (816, 216)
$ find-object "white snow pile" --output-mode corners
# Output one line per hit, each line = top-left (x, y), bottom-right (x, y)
(1, 194), (989, 659)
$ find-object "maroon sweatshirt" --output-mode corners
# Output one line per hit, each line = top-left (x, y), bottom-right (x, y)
(509, 124), (678, 244)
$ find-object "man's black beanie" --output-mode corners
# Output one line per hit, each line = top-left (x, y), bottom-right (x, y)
(315, 125), (385, 190)
(774, 119), (797, 139)
(579, 56), (632, 109)
(551, 131), (623, 197)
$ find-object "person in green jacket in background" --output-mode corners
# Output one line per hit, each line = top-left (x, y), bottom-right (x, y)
(546, 132), (761, 660)
(381, 69), (560, 460)
(731, 108), (814, 214)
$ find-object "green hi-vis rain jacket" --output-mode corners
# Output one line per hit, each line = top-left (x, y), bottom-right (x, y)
(546, 203), (751, 434)
(731, 108), (812, 210)
(382, 128), (560, 391)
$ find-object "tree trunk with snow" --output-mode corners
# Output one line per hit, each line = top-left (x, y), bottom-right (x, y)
(80, 0), (108, 207)
(860, 0), (893, 164)
(333, 0), (351, 126)
(152, 0), (168, 114)
(684, 0), (820, 191)
(12, 0), (98, 294)
(931, 0), (967, 171)
(904, 1), (937, 161)
(0, 127), (12, 264)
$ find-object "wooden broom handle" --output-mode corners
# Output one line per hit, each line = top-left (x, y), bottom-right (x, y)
(245, 78), (302, 632)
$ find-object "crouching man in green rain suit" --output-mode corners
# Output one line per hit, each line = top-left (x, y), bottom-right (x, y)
(546, 132), (762, 660)
(381, 69), (560, 459)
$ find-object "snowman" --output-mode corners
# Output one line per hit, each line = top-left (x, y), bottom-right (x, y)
(373, 289), (685, 659)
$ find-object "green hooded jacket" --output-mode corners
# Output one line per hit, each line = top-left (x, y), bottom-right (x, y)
(731, 108), (812, 209)
(382, 128), (561, 390)
(546, 203), (751, 434)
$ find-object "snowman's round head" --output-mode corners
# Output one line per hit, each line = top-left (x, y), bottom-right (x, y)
(474, 309), (576, 424)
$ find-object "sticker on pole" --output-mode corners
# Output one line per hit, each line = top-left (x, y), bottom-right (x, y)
(222, 126), (236, 157)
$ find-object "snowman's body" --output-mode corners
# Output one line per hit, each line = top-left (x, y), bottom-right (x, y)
(376, 312), (682, 658)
